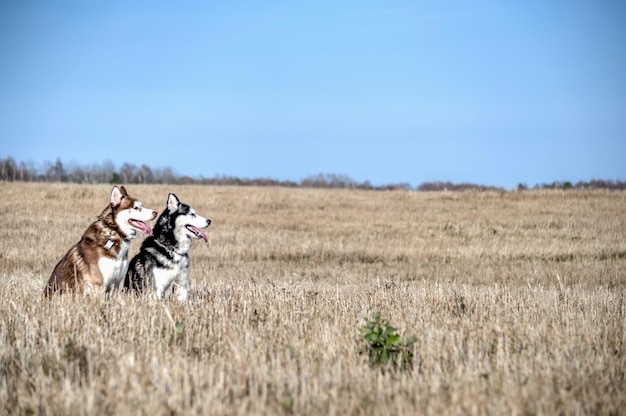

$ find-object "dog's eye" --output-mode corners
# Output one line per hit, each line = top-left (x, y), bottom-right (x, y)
(190, 213), (196, 218)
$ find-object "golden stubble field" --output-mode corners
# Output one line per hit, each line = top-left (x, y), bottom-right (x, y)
(1, 182), (625, 415)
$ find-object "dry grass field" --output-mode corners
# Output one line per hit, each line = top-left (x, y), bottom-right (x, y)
(1, 182), (625, 415)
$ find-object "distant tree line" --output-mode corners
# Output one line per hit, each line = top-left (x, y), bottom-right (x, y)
(0, 156), (624, 191)
(514, 180), (626, 191)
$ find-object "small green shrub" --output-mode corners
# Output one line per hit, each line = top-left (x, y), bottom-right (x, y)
(360, 311), (417, 373)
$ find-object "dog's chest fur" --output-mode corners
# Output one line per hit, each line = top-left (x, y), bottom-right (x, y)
(148, 246), (189, 294)
(98, 239), (131, 291)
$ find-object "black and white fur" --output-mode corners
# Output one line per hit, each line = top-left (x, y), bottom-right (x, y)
(124, 193), (211, 301)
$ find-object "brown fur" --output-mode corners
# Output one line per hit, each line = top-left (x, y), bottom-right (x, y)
(44, 186), (151, 296)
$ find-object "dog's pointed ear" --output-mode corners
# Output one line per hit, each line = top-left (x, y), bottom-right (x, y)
(111, 186), (124, 207)
(167, 193), (180, 212)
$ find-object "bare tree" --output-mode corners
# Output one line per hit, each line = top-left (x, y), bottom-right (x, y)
(137, 164), (155, 184)
(4, 157), (17, 181)
(45, 158), (66, 182)
(16, 161), (29, 181)
(119, 163), (137, 184)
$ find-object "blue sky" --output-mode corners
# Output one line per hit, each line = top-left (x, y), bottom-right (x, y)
(1, 1), (624, 189)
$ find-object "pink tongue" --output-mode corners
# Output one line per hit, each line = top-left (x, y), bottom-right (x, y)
(187, 226), (208, 242)
(129, 219), (153, 236)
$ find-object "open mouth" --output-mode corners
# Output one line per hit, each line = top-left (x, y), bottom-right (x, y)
(129, 219), (153, 236)
(186, 225), (208, 242)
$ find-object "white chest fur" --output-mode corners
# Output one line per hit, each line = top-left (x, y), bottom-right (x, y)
(151, 250), (190, 301)
(98, 240), (130, 291)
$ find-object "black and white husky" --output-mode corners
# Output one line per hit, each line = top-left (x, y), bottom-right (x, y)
(124, 193), (211, 301)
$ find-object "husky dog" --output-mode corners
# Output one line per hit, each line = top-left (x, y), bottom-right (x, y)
(44, 186), (157, 296)
(124, 193), (211, 301)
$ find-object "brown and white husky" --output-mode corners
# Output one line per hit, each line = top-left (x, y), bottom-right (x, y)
(44, 186), (157, 296)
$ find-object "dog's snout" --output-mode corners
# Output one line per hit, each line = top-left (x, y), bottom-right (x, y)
(152, 211), (157, 219)
(207, 219), (212, 226)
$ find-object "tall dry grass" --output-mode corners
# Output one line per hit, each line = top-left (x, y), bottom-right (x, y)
(1, 183), (625, 415)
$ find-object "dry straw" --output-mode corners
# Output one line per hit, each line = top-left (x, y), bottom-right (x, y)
(1, 183), (624, 415)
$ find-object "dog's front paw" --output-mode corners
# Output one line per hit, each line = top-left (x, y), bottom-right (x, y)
(176, 287), (188, 302)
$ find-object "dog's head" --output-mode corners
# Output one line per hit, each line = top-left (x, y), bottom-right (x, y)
(155, 193), (211, 243)
(111, 186), (157, 238)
